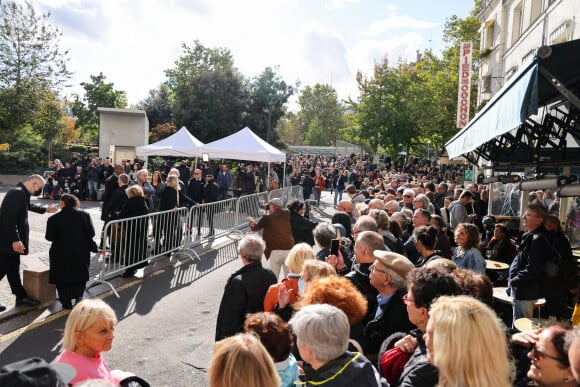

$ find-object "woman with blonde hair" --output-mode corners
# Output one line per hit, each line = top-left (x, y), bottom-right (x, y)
(263, 243), (315, 313)
(425, 295), (513, 387)
(208, 333), (280, 387)
(54, 299), (137, 385)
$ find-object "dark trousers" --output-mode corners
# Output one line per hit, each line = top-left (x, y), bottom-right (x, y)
(56, 282), (85, 308)
(0, 252), (28, 299)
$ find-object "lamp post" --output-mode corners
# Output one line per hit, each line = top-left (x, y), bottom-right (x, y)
(427, 140), (431, 162)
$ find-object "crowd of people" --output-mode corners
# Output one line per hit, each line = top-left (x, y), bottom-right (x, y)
(208, 152), (580, 386)
(1, 150), (580, 386)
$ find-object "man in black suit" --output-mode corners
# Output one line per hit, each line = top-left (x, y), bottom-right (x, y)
(0, 175), (58, 310)
(215, 235), (276, 341)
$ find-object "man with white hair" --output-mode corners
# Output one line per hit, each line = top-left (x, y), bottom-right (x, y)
(215, 234), (277, 341)
(365, 250), (416, 355)
(290, 304), (382, 386)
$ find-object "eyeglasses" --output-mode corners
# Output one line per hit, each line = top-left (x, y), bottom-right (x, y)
(532, 347), (564, 363)
(523, 212), (539, 218)
(403, 195), (413, 198)
(402, 294), (415, 305)
(369, 264), (388, 275)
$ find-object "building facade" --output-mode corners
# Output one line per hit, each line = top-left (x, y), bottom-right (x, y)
(478, 0), (579, 104)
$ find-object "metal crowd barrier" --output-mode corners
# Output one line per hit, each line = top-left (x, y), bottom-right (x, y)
(88, 207), (191, 296)
(89, 186), (305, 296)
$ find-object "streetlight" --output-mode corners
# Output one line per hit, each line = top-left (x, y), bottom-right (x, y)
(427, 140), (431, 162)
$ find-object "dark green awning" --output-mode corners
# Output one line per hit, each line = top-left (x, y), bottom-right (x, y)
(446, 39), (580, 161)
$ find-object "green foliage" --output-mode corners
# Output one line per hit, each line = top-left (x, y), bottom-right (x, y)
(243, 67), (295, 147)
(297, 84), (345, 146)
(138, 83), (172, 128)
(0, 0), (70, 136)
(70, 72), (127, 141)
(166, 41), (246, 142)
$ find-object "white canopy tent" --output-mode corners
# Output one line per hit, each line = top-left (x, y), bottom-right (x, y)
(202, 127), (287, 187)
(201, 127), (286, 163)
(135, 126), (206, 157)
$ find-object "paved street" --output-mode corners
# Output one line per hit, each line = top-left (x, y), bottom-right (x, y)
(0, 186), (336, 385)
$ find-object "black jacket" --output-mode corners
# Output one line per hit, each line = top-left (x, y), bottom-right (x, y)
(186, 179), (204, 204)
(203, 180), (219, 203)
(101, 174), (119, 221)
(299, 351), (383, 386)
(365, 288), (416, 355)
(45, 208), (94, 284)
(215, 261), (277, 341)
(0, 183), (46, 255)
(509, 225), (549, 300)
(290, 212), (316, 245)
(346, 263), (379, 326)
(395, 329), (438, 387)
(159, 186), (195, 211)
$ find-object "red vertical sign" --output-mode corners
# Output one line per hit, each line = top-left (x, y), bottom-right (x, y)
(456, 42), (472, 128)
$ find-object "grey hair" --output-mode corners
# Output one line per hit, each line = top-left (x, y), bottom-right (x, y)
(290, 304), (349, 362)
(313, 222), (336, 248)
(414, 194), (430, 209)
(385, 200), (400, 212)
(354, 215), (378, 233)
(239, 234), (266, 262)
(384, 267), (407, 290)
(137, 169), (149, 178)
(169, 167), (180, 177)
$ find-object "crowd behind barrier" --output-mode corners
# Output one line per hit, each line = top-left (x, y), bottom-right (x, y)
(89, 186), (303, 294)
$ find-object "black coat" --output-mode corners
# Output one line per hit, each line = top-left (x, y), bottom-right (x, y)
(364, 288), (416, 355)
(290, 212), (316, 245)
(0, 183), (46, 255)
(509, 225), (549, 300)
(395, 329), (438, 387)
(101, 174), (119, 221)
(186, 179), (204, 204)
(159, 186), (195, 211)
(346, 263), (379, 326)
(215, 261), (277, 341)
(45, 208), (94, 284)
(119, 196), (150, 264)
(109, 185), (129, 219)
(203, 181), (219, 203)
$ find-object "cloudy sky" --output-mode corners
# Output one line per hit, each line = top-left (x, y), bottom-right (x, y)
(31, 0), (475, 105)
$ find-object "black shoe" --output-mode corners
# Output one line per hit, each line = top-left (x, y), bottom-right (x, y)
(0, 304), (6, 312)
(15, 297), (40, 307)
(121, 269), (137, 278)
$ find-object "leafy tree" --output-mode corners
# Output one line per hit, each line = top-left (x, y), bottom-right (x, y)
(278, 112), (303, 145)
(166, 41), (246, 142)
(33, 89), (66, 164)
(297, 84), (344, 146)
(0, 0), (71, 138)
(243, 67), (295, 147)
(59, 117), (80, 144)
(150, 122), (176, 143)
(356, 58), (420, 155)
(70, 72), (127, 142)
(139, 83), (173, 129)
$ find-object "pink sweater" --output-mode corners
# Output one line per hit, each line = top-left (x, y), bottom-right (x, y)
(54, 350), (116, 385)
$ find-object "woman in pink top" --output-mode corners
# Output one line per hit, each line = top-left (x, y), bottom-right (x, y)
(54, 299), (132, 385)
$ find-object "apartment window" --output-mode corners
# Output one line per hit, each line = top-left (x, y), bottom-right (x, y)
(484, 20), (495, 49)
(511, 3), (524, 45)
(530, 0), (542, 22)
